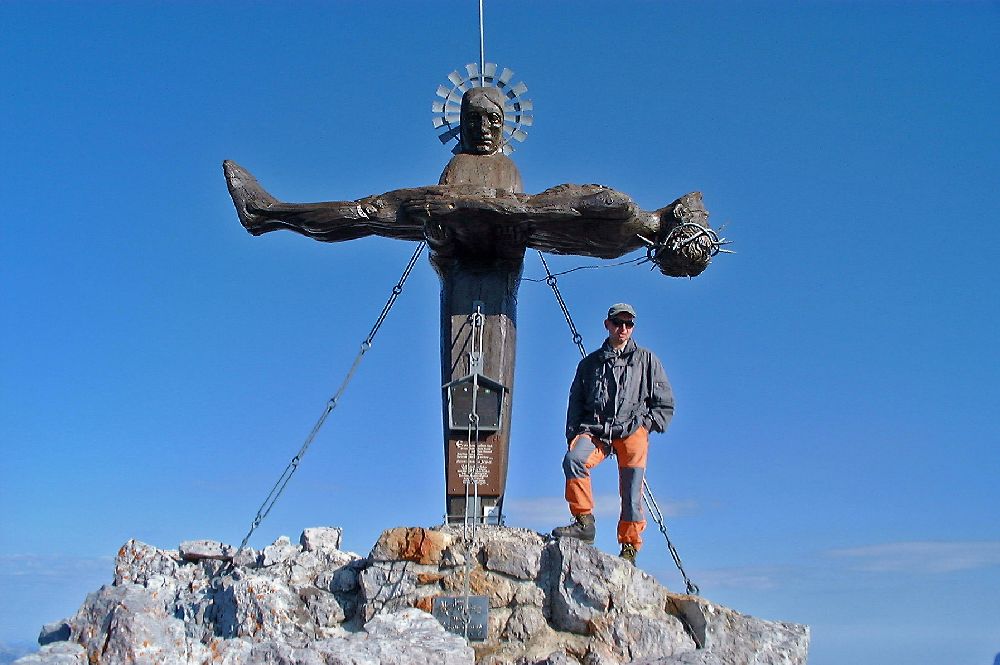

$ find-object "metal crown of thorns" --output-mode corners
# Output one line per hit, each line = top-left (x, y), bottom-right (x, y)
(432, 63), (533, 155)
(639, 224), (734, 278)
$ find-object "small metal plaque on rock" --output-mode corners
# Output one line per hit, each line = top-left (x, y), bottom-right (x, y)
(432, 595), (489, 641)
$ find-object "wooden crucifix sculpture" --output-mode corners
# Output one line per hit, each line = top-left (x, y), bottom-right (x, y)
(224, 81), (719, 523)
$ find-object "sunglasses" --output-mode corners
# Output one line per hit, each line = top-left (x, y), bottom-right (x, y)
(609, 318), (635, 329)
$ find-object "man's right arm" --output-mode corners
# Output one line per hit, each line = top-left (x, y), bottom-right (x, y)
(565, 361), (587, 442)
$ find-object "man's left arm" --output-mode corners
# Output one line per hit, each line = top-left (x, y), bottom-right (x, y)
(642, 353), (675, 434)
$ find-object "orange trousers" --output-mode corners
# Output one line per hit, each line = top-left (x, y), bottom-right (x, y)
(563, 427), (648, 549)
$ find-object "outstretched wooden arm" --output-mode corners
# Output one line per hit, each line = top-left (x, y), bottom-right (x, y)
(403, 186), (716, 275)
(400, 185), (710, 261)
(223, 161), (715, 275)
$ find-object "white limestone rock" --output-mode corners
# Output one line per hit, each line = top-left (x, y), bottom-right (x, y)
(358, 560), (418, 620)
(503, 604), (549, 641)
(215, 572), (311, 642)
(183, 609), (473, 665)
(315, 557), (364, 593)
(482, 528), (545, 580)
(12, 641), (86, 665)
(353, 608), (474, 664)
(634, 653), (725, 665)
(232, 545), (260, 568)
(658, 596), (810, 665)
(65, 583), (196, 664)
(299, 584), (349, 633)
(590, 614), (695, 663)
(549, 538), (675, 636)
(22, 526), (808, 665)
(115, 539), (180, 584)
(535, 653), (583, 665)
(178, 539), (234, 562)
(301, 526), (344, 552)
(261, 535), (299, 567)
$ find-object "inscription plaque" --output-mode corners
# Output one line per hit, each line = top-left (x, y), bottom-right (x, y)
(432, 595), (489, 641)
(447, 434), (501, 494)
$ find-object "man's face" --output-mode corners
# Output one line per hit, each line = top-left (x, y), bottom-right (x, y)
(461, 100), (504, 155)
(605, 313), (635, 346)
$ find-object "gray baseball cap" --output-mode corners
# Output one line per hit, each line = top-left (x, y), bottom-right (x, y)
(607, 303), (636, 319)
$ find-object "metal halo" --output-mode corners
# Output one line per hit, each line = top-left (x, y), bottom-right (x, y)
(431, 63), (533, 155)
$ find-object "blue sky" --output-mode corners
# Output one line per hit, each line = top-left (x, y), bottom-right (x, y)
(1, 1), (998, 663)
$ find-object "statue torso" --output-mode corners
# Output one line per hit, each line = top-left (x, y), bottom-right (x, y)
(438, 153), (524, 194)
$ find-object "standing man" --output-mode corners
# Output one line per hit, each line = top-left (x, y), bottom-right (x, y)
(552, 303), (675, 564)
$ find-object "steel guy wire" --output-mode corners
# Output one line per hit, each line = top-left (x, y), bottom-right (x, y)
(233, 242), (426, 556)
(642, 479), (700, 596)
(522, 254), (646, 282)
(536, 250), (587, 358)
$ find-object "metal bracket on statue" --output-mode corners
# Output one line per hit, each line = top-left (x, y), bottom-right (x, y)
(469, 300), (487, 374)
(432, 596), (489, 641)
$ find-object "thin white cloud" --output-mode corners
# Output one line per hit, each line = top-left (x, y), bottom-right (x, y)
(692, 565), (784, 591)
(658, 540), (1000, 594)
(504, 495), (698, 528)
(647, 499), (699, 519)
(504, 495), (615, 526)
(825, 541), (1000, 574)
(0, 642), (36, 661)
(0, 554), (113, 580)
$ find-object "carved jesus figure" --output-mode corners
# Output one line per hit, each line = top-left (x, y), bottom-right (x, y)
(224, 86), (713, 277)
(223, 85), (715, 522)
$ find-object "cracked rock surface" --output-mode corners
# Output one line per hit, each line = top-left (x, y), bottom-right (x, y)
(17, 525), (808, 665)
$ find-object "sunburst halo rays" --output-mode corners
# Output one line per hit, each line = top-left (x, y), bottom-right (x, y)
(431, 62), (533, 154)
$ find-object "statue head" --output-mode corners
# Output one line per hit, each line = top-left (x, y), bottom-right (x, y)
(459, 87), (506, 155)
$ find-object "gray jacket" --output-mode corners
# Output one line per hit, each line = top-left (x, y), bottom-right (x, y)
(566, 338), (674, 441)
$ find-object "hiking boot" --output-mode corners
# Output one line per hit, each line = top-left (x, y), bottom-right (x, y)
(551, 514), (596, 544)
(619, 543), (638, 564)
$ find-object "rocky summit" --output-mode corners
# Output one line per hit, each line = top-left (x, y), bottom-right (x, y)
(16, 525), (808, 665)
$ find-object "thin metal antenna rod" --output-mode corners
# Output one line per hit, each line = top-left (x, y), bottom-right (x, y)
(478, 0), (486, 85)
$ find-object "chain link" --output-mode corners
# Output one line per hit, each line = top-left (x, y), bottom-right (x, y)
(463, 306), (486, 540)
(233, 242), (426, 556)
(458, 306), (488, 638)
(642, 479), (699, 595)
(536, 250), (699, 595)
(536, 251), (587, 358)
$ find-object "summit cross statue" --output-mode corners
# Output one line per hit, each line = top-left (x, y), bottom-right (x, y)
(224, 73), (718, 523)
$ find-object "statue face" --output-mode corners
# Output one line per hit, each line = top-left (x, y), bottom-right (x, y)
(460, 89), (505, 155)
